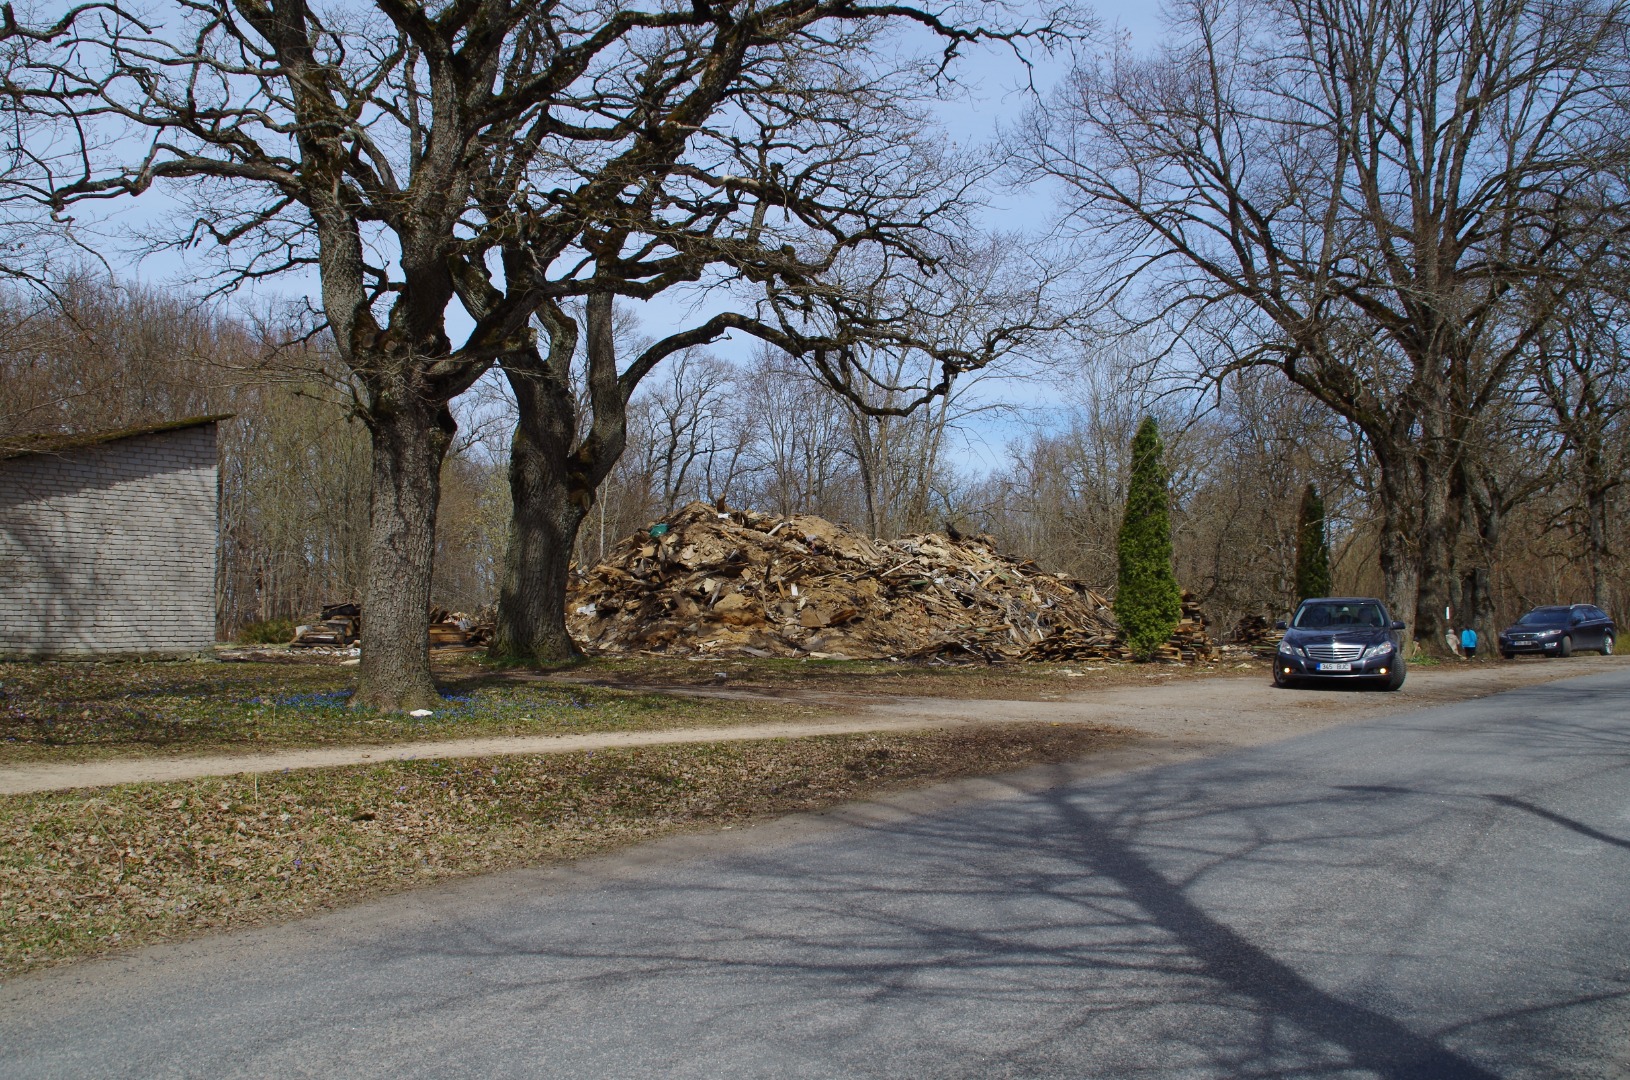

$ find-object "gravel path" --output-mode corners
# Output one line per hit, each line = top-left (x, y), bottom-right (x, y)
(1, 657), (1621, 795)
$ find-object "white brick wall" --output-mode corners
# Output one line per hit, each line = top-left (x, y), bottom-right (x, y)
(0, 424), (219, 657)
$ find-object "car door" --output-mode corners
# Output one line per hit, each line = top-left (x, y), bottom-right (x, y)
(1571, 607), (1601, 650)
(1589, 607), (1614, 647)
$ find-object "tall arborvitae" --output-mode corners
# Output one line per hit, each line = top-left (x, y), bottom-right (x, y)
(1294, 482), (1333, 602)
(1116, 416), (1183, 659)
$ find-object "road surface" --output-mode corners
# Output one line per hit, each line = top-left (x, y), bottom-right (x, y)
(3, 669), (1628, 1078)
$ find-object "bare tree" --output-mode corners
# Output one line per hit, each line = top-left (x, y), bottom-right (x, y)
(0, 274), (242, 443)
(1018, 0), (1630, 652)
(1532, 289), (1630, 612)
(734, 343), (858, 520)
(20, 0), (1074, 697)
(0, 3), (125, 284)
(478, 21), (1070, 663)
(624, 349), (739, 517)
(24, 2), (627, 706)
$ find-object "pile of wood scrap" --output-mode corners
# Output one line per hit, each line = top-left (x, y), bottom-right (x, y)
(1020, 590), (1214, 662)
(291, 602), (361, 648)
(566, 502), (1218, 663)
(1171, 592), (1219, 662)
(428, 608), (495, 649)
(289, 604), (494, 649)
(1230, 614), (1285, 657)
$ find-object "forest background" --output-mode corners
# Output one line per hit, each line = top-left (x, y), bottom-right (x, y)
(1, 0), (1625, 662)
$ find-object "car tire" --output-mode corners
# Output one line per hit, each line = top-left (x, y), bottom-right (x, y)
(1501, 651), (1514, 660)
(1273, 669), (1295, 689)
(1560, 635), (1573, 657)
(1382, 665), (1406, 692)
(1602, 633), (1615, 656)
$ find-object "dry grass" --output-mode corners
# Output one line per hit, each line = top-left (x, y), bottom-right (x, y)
(0, 660), (832, 764)
(536, 654), (1247, 698)
(0, 723), (1130, 976)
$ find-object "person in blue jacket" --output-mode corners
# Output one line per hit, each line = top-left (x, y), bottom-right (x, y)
(1460, 626), (1478, 659)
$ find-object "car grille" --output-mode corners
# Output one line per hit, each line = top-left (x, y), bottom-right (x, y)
(1306, 642), (1365, 661)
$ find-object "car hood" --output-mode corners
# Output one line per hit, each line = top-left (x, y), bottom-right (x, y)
(1502, 621), (1568, 634)
(1282, 626), (1394, 646)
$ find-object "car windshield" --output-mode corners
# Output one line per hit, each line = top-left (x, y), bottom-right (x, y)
(1293, 602), (1386, 629)
(1517, 607), (1570, 625)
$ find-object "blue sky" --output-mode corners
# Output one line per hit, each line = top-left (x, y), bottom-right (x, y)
(91, 0), (1174, 475)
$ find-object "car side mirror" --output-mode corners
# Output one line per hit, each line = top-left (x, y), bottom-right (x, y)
(1391, 621), (1406, 631)
(1274, 620), (1288, 631)
(1571, 614), (1585, 625)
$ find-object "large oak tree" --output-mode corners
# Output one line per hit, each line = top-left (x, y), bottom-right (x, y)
(25, 0), (1067, 702)
(1019, 0), (1630, 652)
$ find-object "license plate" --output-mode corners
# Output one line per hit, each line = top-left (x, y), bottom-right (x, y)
(1317, 662), (1353, 672)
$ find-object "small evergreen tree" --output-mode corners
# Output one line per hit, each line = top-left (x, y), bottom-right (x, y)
(1294, 482), (1333, 602)
(1116, 416), (1183, 659)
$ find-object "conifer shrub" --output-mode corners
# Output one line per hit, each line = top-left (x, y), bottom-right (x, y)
(1294, 482), (1333, 602)
(1115, 416), (1182, 659)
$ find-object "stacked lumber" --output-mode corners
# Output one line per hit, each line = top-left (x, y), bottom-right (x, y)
(566, 502), (1218, 663)
(1029, 590), (1215, 663)
(291, 602), (360, 648)
(428, 608), (496, 648)
(289, 604), (494, 649)
(1231, 614), (1285, 657)
(1169, 592), (1217, 662)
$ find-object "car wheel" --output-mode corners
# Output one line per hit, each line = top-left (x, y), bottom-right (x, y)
(1603, 633), (1615, 656)
(1273, 669), (1294, 688)
(1382, 665), (1406, 692)
(1560, 635), (1573, 657)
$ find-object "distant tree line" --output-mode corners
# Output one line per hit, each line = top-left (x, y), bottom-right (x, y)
(4, 275), (1621, 652)
(1, 0), (1627, 697)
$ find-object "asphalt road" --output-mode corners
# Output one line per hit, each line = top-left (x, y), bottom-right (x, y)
(4, 669), (1629, 1079)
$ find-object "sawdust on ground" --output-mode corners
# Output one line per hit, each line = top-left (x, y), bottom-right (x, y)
(1, 657), (1618, 796)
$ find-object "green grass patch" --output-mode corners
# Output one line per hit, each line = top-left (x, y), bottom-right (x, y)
(0, 723), (1131, 975)
(0, 661), (829, 764)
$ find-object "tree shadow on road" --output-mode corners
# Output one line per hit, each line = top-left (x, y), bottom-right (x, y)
(45, 686), (1627, 1080)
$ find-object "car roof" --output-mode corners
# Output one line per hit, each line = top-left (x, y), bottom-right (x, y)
(1297, 597), (1385, 605)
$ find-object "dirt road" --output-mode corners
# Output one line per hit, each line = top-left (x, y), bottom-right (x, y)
(1, 658), (1620, 796)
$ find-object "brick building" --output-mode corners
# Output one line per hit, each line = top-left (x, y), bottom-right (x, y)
(0, 417), (226, 658)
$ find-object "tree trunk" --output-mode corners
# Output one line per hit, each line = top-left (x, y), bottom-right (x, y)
(1461, 466), (1503, 654)
(1375, 455), (1419, 650)
(1461, 566), (1492, 647)
(1412, 441), (1464, 658)
(491, 297), (623, 664)
(1581, 439), (1612, 611)
(1587, 489), (1610, 611)
(492, 407), (592, 663)
(355, 396), (454, 712)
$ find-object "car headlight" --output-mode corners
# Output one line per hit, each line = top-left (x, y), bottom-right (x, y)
(1361, 642), (1394, 659)
(1277, 640), (1301, 657)
(1536, 629), (1562, 638)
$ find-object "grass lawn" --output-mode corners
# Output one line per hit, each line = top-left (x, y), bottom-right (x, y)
(0, 651), (1249, 764)
(535, 652), (1251, 697)
(0, 659), (835, 764)
(0, 722), (1132, 976)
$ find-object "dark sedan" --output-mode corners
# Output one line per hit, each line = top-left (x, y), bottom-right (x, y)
(1274, 597), (1407, 691)
(1498, 605), (1616, 658)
